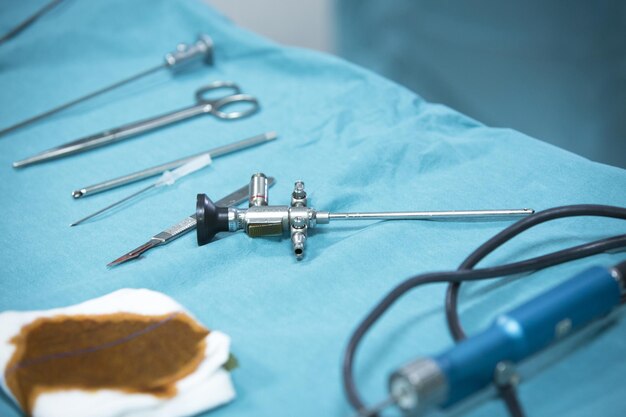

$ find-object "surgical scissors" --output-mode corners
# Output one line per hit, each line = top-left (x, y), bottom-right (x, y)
(12, 81), (260, 168)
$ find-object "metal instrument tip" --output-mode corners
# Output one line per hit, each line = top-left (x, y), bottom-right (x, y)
(107, 256), (132, 268)
(107, 240), (159, 267)
(265, 131), (278, 140)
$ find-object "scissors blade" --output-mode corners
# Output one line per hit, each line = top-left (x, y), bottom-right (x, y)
(107, 177), (275, 267)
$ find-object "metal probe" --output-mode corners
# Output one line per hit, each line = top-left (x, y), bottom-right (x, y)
(70, 154), (212, 227)
(108, 177), (276, 267)
(72, 131), (277, 198)
(0, 34), (214, 138)
(71, 183), (159, 227)
(195, 174), (535, 259)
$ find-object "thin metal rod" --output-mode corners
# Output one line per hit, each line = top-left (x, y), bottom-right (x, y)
(0, 0), (64, 46)
(329, 208), (534, 221)
(70, 184), (155, 227)
(0, 63), (164, 138)
(72, 131), (277, 198)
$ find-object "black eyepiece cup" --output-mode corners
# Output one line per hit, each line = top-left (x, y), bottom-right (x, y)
(196, 194), (230, 246)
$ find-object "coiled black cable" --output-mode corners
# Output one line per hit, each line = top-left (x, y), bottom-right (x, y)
(445, 205), (626, 416)
(343, 205), (626, 417)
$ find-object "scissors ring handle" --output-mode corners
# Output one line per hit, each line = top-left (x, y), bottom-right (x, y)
(195, 81), (242, 104)
(211, 94), (260, 120)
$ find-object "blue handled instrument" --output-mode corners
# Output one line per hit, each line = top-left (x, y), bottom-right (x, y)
(384, 262), (625, 416)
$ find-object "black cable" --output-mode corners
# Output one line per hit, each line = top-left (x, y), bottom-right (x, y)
(343, 234), (626, 413)
(0, 0), (64, 46)
(446, 205), (626, 340)
(343, 204), (626, 416)
(445, 205), (626, 416)
(497, 384), (525, 417)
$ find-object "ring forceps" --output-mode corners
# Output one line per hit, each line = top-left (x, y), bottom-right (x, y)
(13, 81), (259, 168)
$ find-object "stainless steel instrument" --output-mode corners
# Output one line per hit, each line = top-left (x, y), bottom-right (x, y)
(13, 81), (260, 168)
(72, 132), (277, 198)
(70, 154), (213, 227)
(196, 174), (535, 260)
(0, 34), (214, 138)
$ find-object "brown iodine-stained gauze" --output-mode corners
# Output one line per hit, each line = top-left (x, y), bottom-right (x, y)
(4, 312), (209, 415)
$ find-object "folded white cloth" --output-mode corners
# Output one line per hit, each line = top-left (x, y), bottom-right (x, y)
(0, 289), (235, 417)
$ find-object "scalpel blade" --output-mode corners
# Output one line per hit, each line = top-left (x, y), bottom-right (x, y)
(107, 239), (161, 266)
(108, 177), (275, 267)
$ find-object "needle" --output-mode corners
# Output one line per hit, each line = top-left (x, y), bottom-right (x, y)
(70, 184), (157, 227)
(70, 154), (212, 227)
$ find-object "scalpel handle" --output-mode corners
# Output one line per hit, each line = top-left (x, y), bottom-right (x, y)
(153, 215), (198, 244)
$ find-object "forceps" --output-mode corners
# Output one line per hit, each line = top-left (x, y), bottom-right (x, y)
(13, 81), (260, 168)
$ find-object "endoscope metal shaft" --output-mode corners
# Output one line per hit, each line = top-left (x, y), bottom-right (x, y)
(327, 209), (533, 221)
(0, 34), (213, 138)
(195, 174), (535, 260)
